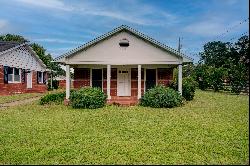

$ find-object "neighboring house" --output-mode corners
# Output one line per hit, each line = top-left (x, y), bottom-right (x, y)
(0, 41), (48, 95)
(55, 25), (193, 105)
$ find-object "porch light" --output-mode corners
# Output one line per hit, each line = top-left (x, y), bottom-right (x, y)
(119, 38), (129, 47)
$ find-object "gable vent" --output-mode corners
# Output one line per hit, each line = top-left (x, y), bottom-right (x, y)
(119, 38), (129, 47)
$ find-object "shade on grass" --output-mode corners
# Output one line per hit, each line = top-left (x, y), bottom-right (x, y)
(0, 90), (248, 164)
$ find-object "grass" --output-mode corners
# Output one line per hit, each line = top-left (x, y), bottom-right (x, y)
(0, 90), (248, 164)
(0, 93), (42, 104)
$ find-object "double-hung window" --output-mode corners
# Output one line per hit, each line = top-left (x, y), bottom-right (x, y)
(8, 67), (21, 83)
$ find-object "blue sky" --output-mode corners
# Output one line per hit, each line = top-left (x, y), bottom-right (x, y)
(0, 0), (249, 62)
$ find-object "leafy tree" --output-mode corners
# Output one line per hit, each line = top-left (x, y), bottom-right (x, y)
(0, 34), (27, 43)
(200, 41), (232, 68)
(208, 66), (227, 92)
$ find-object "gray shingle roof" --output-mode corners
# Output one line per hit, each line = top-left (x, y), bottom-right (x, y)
(0, 41), (22, 52)
(54, 25), (193, 62)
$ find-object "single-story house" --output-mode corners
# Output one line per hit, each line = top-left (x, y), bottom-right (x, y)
(0, 41), (48, 95)
(55, 25), (193, 105)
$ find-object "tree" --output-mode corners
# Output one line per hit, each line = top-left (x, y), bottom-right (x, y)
(200, 41), (232, 68)
(0, 34), (28, 43)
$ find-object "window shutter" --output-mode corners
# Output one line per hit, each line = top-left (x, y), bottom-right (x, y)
(43, 72), (46, 84)
(3, 66), (8, 84)
(37, 71), (39, 84)
(21, 69), (25, 83)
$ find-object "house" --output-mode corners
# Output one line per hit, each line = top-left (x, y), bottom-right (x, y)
(55, 25), (193, 105)
(0, 41), (48, 95)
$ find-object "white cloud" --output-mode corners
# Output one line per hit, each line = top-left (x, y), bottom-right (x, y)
(32, 38), (86, 44)
(14, 0), (177, 26)
(16, 0), (73, 11)
(0, 19), (9, 33)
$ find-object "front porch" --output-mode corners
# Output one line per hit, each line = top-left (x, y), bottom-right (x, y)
(65, 64), (183, 105)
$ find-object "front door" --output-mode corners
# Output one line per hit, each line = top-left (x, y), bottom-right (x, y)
(146, 69), (156, 90)
(27, 71), (32, 88)
(117, 68), (131, 96)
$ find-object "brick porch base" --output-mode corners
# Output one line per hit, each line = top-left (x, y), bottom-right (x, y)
(107, 96), (139, 106)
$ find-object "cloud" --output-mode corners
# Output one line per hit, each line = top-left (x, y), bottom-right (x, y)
(16, 0), (73, 11)
(0, 19), (9, 33)
(14, 0), (177, 26)
(32, 38), (87, 44)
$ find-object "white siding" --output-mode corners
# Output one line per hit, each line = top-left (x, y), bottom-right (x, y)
(0, 45), (46, 71)
(67, 32), (181, 65)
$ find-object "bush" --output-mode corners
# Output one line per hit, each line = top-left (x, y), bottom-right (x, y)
(140, 86), (182, 108)
(40, 92), (65, 105)
(170, 77), (197, 101)
(70, 87), (107, 109)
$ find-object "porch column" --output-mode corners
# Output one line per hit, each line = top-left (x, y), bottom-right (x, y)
(66, 64), (71, 99)
(178, 64), (182, 95)
(138, 65), (141, 99)
(107, 64), (111, 99)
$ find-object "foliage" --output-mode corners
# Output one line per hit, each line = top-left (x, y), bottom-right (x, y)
(140, 86), (182, 108)
(0, 34), (27, 43)
(70, 87), (107, 109)
(39, 92), (66, 105)
(47, 80), (59, 90)
(170, 76), (197, 101)
(199, 41), (232, 68)
(229, 63), (248, 94)
(208, 66), (228, 92)
(194, 64), (211, 90)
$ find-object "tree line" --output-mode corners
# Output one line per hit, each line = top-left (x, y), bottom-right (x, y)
(182, 35), (249, 94)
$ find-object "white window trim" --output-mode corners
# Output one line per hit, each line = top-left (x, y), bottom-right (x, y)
(38, 71), (44, 84)
(8, 68), (21, 83)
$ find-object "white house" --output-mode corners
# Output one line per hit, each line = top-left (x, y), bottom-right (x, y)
(55, 25), (193, 105)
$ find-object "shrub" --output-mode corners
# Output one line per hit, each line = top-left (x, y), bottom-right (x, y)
(140, 86), (182, 108)
(170, 77), (197, 101)
(40, 92), (65, 105)
(70, 87), (107, 109)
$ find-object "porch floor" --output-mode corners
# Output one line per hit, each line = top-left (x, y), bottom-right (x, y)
(107, 96), (139, 106)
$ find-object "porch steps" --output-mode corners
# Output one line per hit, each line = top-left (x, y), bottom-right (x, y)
(108, 96), (138, 106)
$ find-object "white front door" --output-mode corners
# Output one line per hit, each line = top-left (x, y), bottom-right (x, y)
(27, 72), (32, 88)
(117, 68), (131, 96)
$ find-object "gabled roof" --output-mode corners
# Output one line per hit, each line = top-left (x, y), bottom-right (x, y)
(0, 41), (47, 69)
(54, 25), (193, 63)
(0, 41), (22, 52)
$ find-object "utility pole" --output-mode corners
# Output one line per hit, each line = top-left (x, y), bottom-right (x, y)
(178, 37), (182, 53)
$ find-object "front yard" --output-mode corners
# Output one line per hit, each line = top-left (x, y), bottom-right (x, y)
(0, 90), (248, 164)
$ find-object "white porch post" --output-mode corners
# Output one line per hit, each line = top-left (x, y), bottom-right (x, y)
(66, 64), (71, 100)
(178, 64), (182, 95)
(107, 65), (111, 99)
(138, 65), (141, 99)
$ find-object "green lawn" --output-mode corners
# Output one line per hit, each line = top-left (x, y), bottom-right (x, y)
(0, 93), (42, 104)
(0, 90), (248, 164)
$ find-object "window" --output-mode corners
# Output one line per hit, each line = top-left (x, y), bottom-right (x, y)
(37, 71), (43, 84)
(8, 67), (21, 83)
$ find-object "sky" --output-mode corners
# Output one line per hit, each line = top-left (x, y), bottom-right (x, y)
(0, 0), (249, 62)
